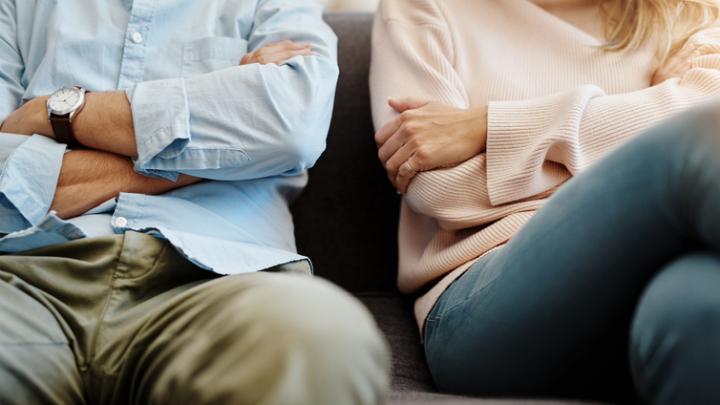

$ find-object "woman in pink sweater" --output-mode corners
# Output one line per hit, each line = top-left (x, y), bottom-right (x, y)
(370, 0), (720, 402)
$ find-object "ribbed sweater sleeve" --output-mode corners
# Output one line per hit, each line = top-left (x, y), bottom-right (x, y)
(370, 0), (468, 131)
(486, 27), (720, 206)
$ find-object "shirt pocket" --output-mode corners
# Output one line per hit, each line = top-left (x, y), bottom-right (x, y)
(182, 37), (248, 77)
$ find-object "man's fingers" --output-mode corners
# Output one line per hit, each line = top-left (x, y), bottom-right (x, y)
(241, 41), (313, 65)
(242, 48), (312, 65)
(264, 41), (312, 52)
(389, 97), (429, 113)
(287, 42), (312, 50)
(268, 49), (312, 64)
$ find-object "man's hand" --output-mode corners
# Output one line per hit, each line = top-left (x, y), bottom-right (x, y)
(241, 40), (312, 66)
(0, 96), (52, 136)
(375, 98), (488, 193)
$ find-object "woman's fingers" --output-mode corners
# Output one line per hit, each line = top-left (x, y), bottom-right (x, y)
(396, 156), (420, 194)
(375, 101), (489, 193)
(389, 97), (429, 113)
(378, 125), (408, 166)
(375, 115), (402, 146)
(384, 141), (414, 178)
(390, 141), (429, 193)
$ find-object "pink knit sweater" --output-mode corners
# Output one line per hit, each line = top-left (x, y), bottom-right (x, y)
(369, 0), (720, 330)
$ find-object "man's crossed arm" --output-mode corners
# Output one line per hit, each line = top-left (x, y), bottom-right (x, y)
(0, 35), (327, 219)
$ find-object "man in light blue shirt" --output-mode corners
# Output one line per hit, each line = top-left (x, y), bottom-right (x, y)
(0, 1), (389, 403)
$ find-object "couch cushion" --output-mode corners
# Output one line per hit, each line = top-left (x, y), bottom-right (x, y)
(359, 294), (608, 405)
(294, 12), (625, 405)
(387, 394), (604, 405)
(359, 294), (435, 392)
(292, 13), (401, 294)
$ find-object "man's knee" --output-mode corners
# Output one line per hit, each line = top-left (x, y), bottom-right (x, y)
(248, 274), (391, 403)
(0, 281), (84, 405)
(150, 273), (390, 404)
(630, 254), (720, 404)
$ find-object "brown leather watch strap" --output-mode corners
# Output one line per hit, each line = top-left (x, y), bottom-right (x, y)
(50, 114), (80, 147)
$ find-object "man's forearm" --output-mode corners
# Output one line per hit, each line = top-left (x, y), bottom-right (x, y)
(52, 149), (199, 219)
(0, 91), (138, 156)
(73, 91), (138, 157)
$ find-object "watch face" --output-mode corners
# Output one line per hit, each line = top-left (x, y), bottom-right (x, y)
(48, 87), (84, 116)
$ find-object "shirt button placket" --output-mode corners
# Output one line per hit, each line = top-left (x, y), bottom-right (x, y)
(113, 217), (129, 228)
(117, 0), (154, 89)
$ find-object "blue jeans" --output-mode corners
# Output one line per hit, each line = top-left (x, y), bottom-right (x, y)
(424, 105), (720, 405)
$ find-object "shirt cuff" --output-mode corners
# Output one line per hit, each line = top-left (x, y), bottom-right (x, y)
(126, 79), (191, 180)
(0, 135), (67, 232)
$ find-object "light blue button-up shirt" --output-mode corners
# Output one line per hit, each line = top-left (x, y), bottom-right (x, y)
(0, 0), (338, 274)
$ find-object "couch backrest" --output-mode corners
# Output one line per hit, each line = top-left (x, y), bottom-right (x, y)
(291, 13), (401, 293)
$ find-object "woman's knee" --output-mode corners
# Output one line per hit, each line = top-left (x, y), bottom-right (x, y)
(619, 106), (720, 173)
(630, 253), (720, 404)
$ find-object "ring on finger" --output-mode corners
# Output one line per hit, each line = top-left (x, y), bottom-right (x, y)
(402, 160), (417, 175)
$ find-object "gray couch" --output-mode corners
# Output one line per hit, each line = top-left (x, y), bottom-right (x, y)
(291, 13), (611, 405)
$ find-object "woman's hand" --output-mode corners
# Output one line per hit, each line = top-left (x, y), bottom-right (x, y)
(375, 98), (488, 193)
(241, 40), (312, 66)
(652, 38), (699, 85)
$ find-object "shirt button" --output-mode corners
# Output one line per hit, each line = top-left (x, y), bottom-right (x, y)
(113, 217), (128, 228)
(130, 32), (144, 44)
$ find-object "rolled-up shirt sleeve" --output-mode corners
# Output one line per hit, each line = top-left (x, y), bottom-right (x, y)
(127, 0), (338, 181)
(0, 0), (24, 121)
(0, 135), (66, 234)
(1, 1), (65, 235)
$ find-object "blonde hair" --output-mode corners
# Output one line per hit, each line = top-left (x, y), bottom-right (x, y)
(602, 0), (720, 60)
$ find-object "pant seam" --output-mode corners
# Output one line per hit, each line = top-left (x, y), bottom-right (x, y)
(137, 242), (169, 280)
(432, 255), (500, 321)
(82, 238), (125, 371)
(85, 237), (170, 379)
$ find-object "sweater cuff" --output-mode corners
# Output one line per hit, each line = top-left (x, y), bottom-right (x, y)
(486, 85), (604, 206)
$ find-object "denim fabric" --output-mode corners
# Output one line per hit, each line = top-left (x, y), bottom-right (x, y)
(424, 105), (720, 405)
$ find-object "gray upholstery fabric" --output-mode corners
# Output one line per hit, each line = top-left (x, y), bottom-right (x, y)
(358, 295), (435, 393)
(387, 395), (606, 405)
(388, 394), (605, 405)
(292, 12), (400, 293)
(290, 12), (609, 405)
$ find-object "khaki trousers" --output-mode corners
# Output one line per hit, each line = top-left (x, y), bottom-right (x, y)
(0, 232), (389, 404)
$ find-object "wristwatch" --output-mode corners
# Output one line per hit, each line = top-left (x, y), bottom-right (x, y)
(47, 86), (87, 147)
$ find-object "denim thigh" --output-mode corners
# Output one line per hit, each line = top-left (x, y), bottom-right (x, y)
(424, 105), (720, 398)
